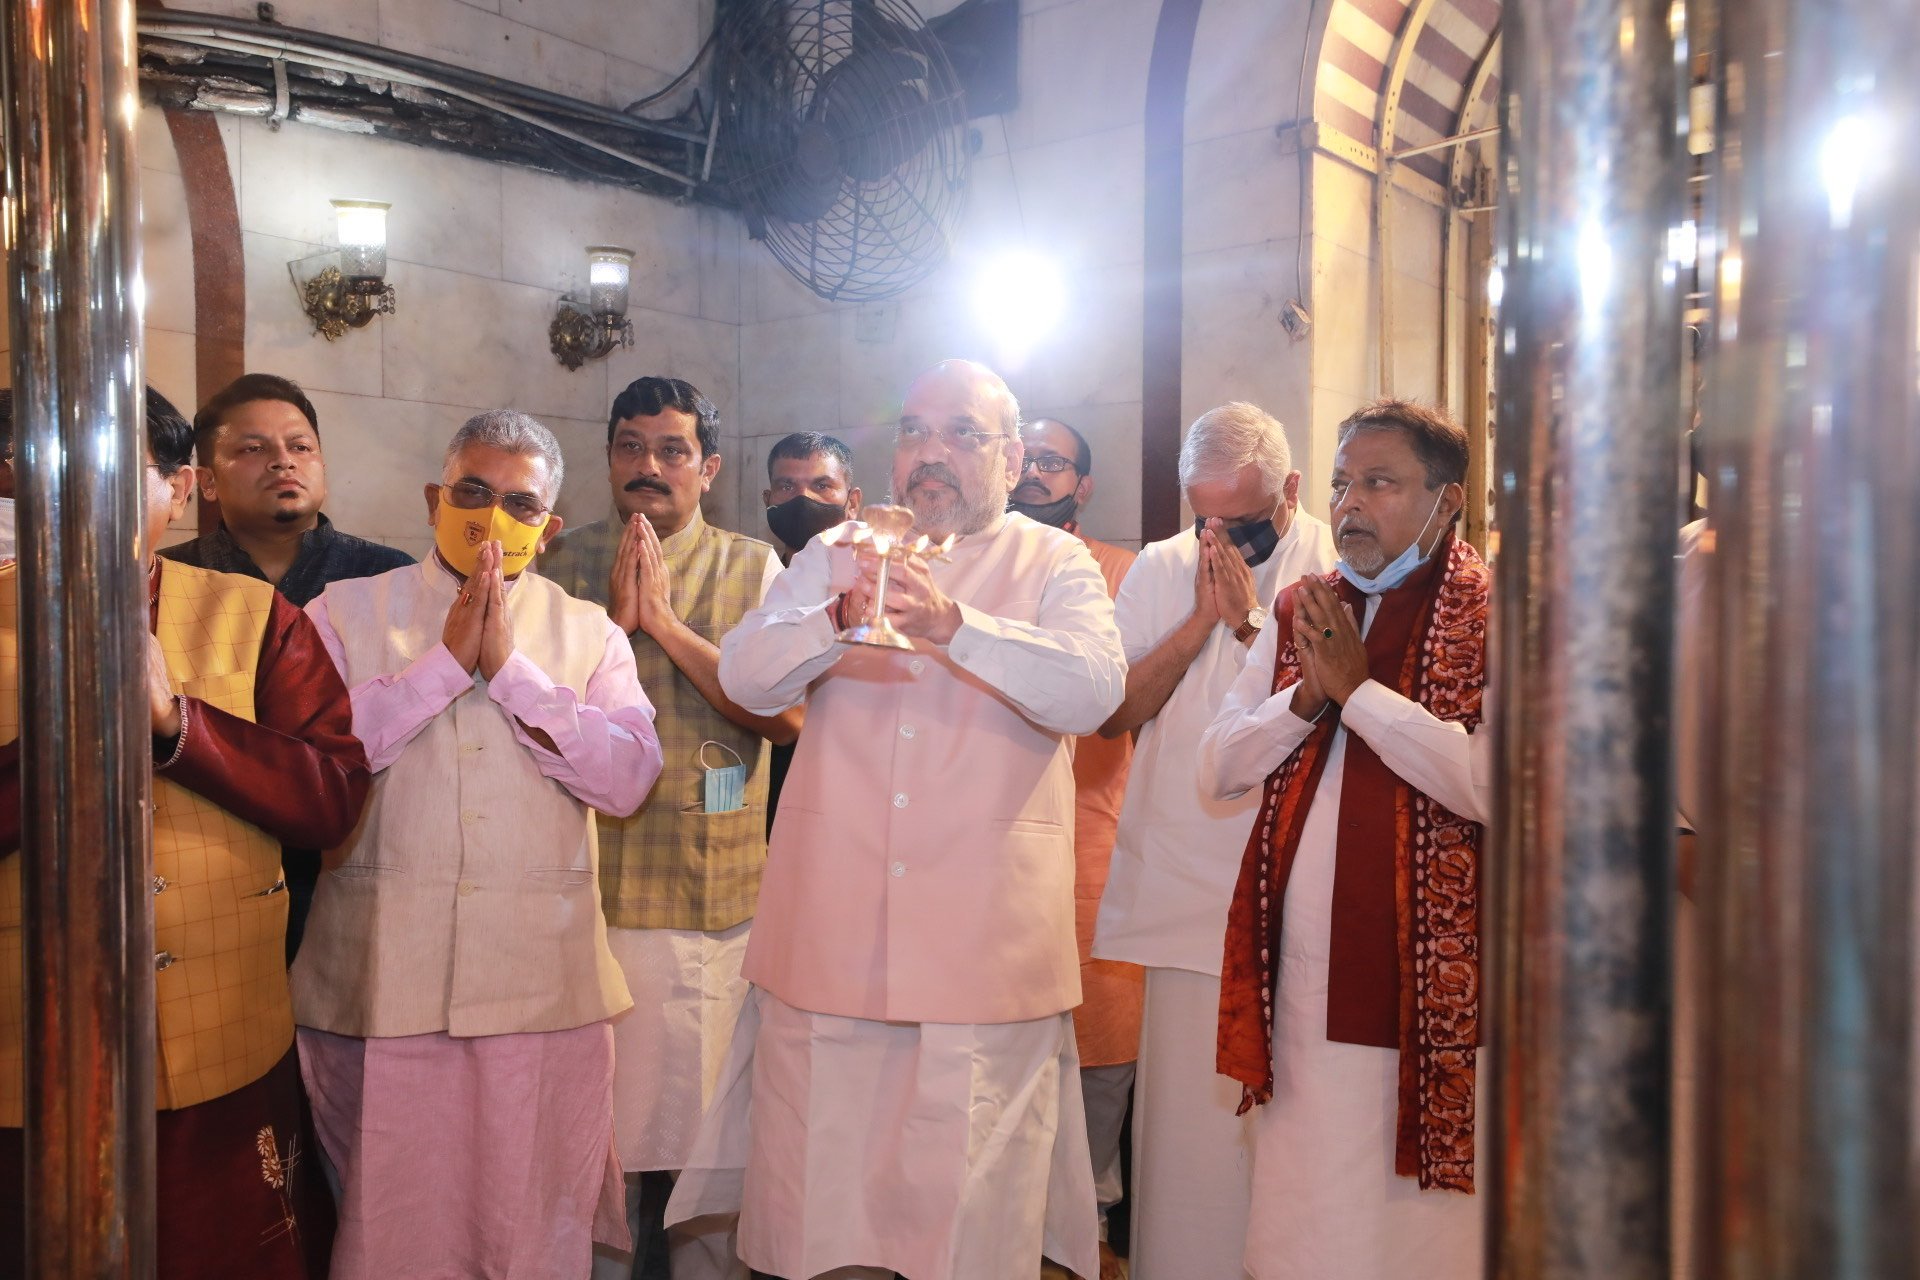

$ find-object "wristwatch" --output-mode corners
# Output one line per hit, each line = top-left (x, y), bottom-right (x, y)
(1233, 605), (1269, 643)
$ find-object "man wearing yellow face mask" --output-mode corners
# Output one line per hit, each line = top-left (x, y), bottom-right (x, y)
(293, 410), (666, 1278)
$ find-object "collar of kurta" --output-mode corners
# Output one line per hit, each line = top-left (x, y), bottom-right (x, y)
(1216, 531), (1491, 1192)
(656, 507), (707, 560)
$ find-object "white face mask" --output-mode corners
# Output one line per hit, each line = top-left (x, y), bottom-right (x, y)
(1336, 490), (1446, 595)
(699, 741), (747, 814)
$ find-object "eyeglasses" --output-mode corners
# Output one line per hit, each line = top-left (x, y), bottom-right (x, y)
(442, 480), (550, 526)
(1019, 455), (1077, 475)
(893, 422), (1010, 455)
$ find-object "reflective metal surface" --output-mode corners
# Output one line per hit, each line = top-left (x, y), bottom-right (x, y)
(1486, 0), (1683, 1272)
(1689, 0), (1920, 1272)
(2, 0), (156, 1273)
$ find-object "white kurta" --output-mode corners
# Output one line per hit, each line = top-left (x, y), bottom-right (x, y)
(1198, 595), (1494, 1280)
(664, 988), (1098, 1280)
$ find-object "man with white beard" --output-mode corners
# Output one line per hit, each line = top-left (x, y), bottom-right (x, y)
(666, 359), (1126, 1280)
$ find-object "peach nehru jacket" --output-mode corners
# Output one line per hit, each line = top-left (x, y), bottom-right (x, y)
(718, 512), (1128, 1026)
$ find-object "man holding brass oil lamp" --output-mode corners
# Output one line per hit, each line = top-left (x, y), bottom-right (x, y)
(666, 360), (1126, 1280)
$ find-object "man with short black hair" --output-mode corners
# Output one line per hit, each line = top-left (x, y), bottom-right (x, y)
(762, 431), (862, 563)
(162, 372), (412, 961)
(540, 375), (798, 1280)
(1201, 398), (1492, 1280)
(162, 372), (412, 607)
(1008, 416), (1095, 532)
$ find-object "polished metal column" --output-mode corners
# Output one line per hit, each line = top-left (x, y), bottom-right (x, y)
(1485, 0), (1683, 1273)
(1688, 0), (1920, 1272)
(2, 0), (155, 1274)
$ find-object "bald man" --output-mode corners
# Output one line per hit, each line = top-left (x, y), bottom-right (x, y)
(666, 361), (1127, 1280)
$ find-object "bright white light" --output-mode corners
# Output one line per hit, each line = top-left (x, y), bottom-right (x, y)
(332, 199), (390, 249)
(1668, 219), (1698, 268)
(1486, 265), (1505, 308)
(971, 250), (1067, 367)
(586, 245), (634, 318)
(1820, 112), (1881, 230)
(1577, 219), (1613, 322)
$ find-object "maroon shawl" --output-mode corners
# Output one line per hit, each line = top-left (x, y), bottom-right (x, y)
(1216, 532), (1490, 1192)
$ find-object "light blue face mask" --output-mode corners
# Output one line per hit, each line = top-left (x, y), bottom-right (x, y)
(1336, 490), (1446, 595)
(699, 741), (748, 814)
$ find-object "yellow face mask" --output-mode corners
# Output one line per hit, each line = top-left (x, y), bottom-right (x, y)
(434, 496), (549, 578)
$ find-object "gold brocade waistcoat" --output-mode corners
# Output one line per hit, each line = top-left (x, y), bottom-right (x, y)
(0, 560), (290, 1124)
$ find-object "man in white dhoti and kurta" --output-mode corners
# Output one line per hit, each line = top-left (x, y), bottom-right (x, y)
(1199, 399), (1492, 1280)
(666, 360), (1125, 1280)
(1091, 402), (1334, 1278)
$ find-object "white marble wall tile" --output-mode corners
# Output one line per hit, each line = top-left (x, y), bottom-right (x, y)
(379, 259), (612, 423)
(1181, 240), (1312, 440)
(136, 107), (182, 176)
(1312, 153), (1376, 260)
(498, 166), (701, 321)
(300, 390), (471, 545)
(377, 0), (611, 106)
(1006, 124), (1146, 269)
(146, 329), (199, 419)
(1185, 0), (1315, 147)
(243, 231), (388, 400)
(695, 207), (744, 326)
(540, 413), (622, 532)
(1014, 265), (1142, 410)
(1387, 195), (1444, 290)
(238, 121), (505, 282)
(1184, 126), (1304, 258)
(739, 247), (841, 327)
(1003, 0), (1159, 152)
(1388, 274), (1442, 404)
(1308, 236), (1379, 406)
(141, 165), (198, 339)
(738, 311), (842, 439)
(498, 0), (694, 86)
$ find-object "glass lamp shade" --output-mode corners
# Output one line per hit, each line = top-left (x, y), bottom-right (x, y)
(332, 199), (392, 282)
(586, 246), (634, 318)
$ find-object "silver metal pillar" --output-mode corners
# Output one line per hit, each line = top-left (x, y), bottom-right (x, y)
(2, 0), (155, 1273)
(1485, 0), (1683, 1272)
(1689, 0), (1920, 1271)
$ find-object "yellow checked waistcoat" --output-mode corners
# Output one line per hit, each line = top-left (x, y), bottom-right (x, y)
(0, 560), (292, 1125)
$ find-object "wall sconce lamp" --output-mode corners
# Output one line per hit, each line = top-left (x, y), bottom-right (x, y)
(550, 246), (636, 370)
(289, 199), (398, 341)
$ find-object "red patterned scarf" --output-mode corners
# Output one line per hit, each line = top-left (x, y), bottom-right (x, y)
(1216, 532), (1490, 1192)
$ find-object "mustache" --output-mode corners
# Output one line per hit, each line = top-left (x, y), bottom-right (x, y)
(1011, 480), (1052, 498)
(624, 477), (673, 495)
(907, 462), (963, 491)
(1337, 520), (1376, 539)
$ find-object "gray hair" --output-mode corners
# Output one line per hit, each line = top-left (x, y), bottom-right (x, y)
(443, 409), (565, 504)
(1178, 401), (1294, 498)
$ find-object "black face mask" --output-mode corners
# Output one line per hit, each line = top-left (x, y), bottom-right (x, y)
(1008, 493), (1080, 529)
(1194, 512), (1283, 567)
(767, 494), (848, 551)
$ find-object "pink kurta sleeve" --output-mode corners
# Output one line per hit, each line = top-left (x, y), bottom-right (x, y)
(304, 593), (475, 773)
(484, 622), (662, 818)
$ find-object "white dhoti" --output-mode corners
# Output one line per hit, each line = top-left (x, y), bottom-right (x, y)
(1130, 967), (1255, 1280)
(607, 921), (752, 1171)
(1243, 771), (1482, 1280)
(594, 922), (752, 1280)
(665, 986), (1099, 1280)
